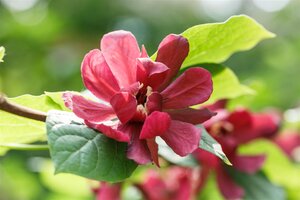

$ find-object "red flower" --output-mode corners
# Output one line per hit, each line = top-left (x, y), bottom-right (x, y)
(136, 167), (199, 200)
(63, 30), (214, 166)
(274, 131), (300, 162)
(194, 106), (279, 199)
(93, 182), (121, 200)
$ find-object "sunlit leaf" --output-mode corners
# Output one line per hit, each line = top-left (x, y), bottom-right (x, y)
(46, 110), (137, 182)
(45, 91), (70, 111)
(200, 64), (254, 104)
(0, 93), (63, 155)
(198, 125), (231, 165)
(181, 15), (275, 67)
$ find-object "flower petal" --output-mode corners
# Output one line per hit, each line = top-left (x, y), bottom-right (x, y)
(96, 182), (121, 200)
(81, 49), (120, 102)
(228, 109), (279, 144)
(274, 131), (300, 158)
(232, 154), (266, 174)
(161, 120), (201, 156)
(85, 120), (130, 142)
(166, 108), (216, 125)
(110, 92), (137, 124)
(62, 92), (115, 122)
(101, 30), (140, 88)
(161, 67), (213, 109)
(126, 124), (152, 164)
(156, 34), (189, 90)
(146, 138), (160, 167)
(140, 45), (149, 58)
(145, 92), (163, 113)
(137, 58), (169, 91)
(140, 111), (171, 139)
(216, 167), (244, 200)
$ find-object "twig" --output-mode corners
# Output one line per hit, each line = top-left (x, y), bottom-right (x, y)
(0, 93), (47, 122)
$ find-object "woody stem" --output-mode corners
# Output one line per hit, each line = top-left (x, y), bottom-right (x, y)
(0, 93), (47, 122)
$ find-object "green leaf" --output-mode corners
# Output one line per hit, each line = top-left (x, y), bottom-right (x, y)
(238, 139), (300, 200)
(0, 94), (64, 155)
(181, 15), (275, 67)
(46, 110), (138, 182)
(45, 91), (70, 111)
(157, 137), (198, 167)
(228, 170), (285, 200)
(0, 46), (5, 62)
(200, 64), (255, 104)
(198, 125), (232, 165)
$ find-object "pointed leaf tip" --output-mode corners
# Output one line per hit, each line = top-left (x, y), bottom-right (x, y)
(198, 125), (231, 165)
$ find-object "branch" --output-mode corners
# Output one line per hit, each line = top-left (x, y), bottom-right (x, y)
(0, 94), (47, 122)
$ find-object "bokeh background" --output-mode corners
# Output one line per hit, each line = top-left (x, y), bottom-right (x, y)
(1, 0), (300, 199)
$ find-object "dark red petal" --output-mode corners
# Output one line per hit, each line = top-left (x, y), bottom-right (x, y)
(161, 120), (201, 156)
(146, 138), (160, 167)
(216, 167), (244, 200)
(145, 92), (163, 113)
(110, 92), (137, 124)
(101, 30), (140, 88)
(140, 111), (171, 139)
(81, 49), (120, 102)
(161, 67), (213, 109)
(232, 154), (266, 174)
(123, 124), (152, 165)
(193, 148), (220, 169)
(228, 109), (279, 144)
(62, 92), (115, 122)
(137, 58), (169, 91)
(85, 120), (130, 142)
(166, 107), (216, 125)
(96, 182), (121, 200)
(205, 99), (228, 111)
(156, 34), (189, 91)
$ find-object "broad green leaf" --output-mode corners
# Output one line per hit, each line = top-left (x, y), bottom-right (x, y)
(157, 137), (198, 167)
(181, 15), (275, 67)
(228, 170), (285, 200)
(0, 46), (5, 62)
(46, 110), (138, 182)
(200, 64), (254, 104)
(238, 139), (300, 200)
(45, 91), (70, 111)
(0, 93), (63, 155)
(198, 125), (231, 165)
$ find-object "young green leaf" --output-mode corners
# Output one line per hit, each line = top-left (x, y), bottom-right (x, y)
(199, 64), (254, 104)
(0, 93), (64, 155)
(181, 15), (275, 67)
(0, 46), (5, 62)
(198, 125), (232, 165)
(46, 110), (138, 182)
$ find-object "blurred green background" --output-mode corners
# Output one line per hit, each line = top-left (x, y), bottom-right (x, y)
(1, 0), (300, 199)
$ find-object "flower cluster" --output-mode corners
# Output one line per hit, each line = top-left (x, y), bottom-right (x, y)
(63, 30), (214, 166)
(193, 100), (280, 199)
